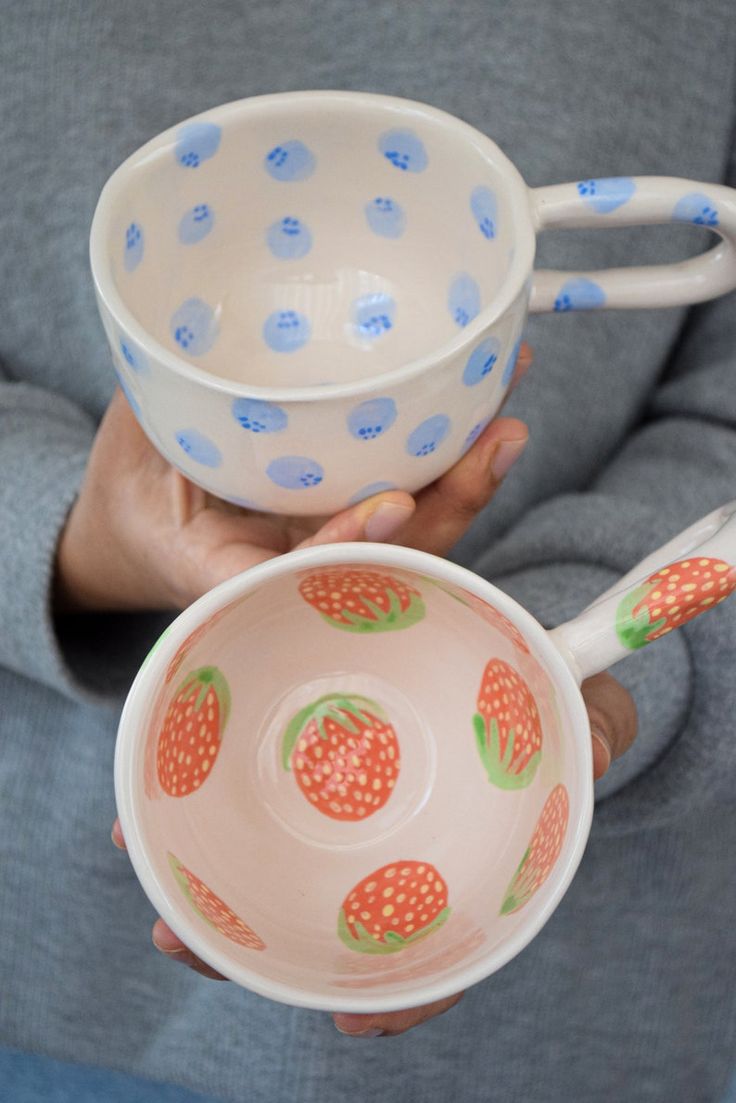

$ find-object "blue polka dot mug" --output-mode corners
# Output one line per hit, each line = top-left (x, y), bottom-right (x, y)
(90, 92), (736, 514)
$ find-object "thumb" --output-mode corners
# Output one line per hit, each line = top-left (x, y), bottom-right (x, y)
(580, 672), (638, 780)
(296, 491), (417, 549)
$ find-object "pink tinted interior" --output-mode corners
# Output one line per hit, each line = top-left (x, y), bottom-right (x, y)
(132, 566), (582, 1004)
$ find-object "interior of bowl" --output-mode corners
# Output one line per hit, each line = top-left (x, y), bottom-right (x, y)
(101, 94), (523, 388)
(122, 554), (587, 1008)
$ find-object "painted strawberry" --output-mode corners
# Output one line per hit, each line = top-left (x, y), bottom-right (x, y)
(298, 568), (425, 633)
(338, 860), (451, 953)
(473, 658), (542, 789)
(616, 557), (736, 650)
(500, 784), (569, 915)
(157, 667), (231, 796)
(282, 693), (400, 820)
(168, 853), (265, 950)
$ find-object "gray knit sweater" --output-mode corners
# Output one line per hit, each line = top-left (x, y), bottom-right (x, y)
(1, 2), (735, 1100)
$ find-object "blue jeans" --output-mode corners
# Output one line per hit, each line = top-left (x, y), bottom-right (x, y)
(0, 1047), (224, 1102)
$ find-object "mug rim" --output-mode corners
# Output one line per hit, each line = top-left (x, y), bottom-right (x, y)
(114, 541), (594, 1013)
(90, 89), (536, 404)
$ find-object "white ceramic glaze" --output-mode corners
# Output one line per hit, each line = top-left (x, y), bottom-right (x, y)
(90, 92), (736, 514)
(114, 504), (736, 1012)
(550, 500), (736, 679)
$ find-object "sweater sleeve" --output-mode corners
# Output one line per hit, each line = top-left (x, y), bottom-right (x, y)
(0, 374), (166, 703)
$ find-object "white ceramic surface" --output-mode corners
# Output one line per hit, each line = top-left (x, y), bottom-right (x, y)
(90, 92), (736, 514)
(114, 503), (736, 1012)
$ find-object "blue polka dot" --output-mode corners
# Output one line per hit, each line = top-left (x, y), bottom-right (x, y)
(365, 197), (406, 238)
(379, 129), (428, 173)
(470, 187), (498, 240)
(174, 429), (223, 468)
(672, 192), (719, 227)
(352, 293), (396, 340)
(264, 141), (315, 182)
(576, 177), (636, 214)
(175, 122), (222, 169)
(553, 278), (607, 312)
(347, 397), (397, 441)
(502, 337), (523, 386)
(406, 414), (452, 457)
(267, 456), (324, 489)
(112, 364), (141, 418)
(170, 298), (219, 356)
(232, 398), (288, 433)
(119, 336), (148, 374)
(178, 204), (215, 244)
(266, 216), (312, 259)
(448, 274), (481, 327)
(463, 337), (500, 386)
(348, 481), (398, 505)
(461, 417), (491, 456)
(124, 222), (144, 271)
(263, 310), (311, 353)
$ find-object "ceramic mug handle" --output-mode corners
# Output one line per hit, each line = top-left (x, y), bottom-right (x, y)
(528, 177), (736, 312)
(549, 502), (736, 681)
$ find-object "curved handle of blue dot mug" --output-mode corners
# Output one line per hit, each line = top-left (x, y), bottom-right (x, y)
(547, 501), (736, 682)
(528, 177), (736, 313)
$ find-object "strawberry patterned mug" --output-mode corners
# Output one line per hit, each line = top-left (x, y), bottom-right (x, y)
(114, 501), (736, 1011)
(91, 91), (736, 515)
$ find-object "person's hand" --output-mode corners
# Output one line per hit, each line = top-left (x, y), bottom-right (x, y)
(56, 345), (532, 614)
(111, 672), (637, 1035)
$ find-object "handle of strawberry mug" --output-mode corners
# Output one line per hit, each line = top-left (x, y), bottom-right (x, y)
(529, 177), (736, 312)
(548, 502), (736, 682)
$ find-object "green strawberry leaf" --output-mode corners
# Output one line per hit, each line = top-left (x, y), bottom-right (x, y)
(205, 667), (232, 730)
(337, 910), (392, 954)
(473, 712), (488, 770)
(500, 847), (531, 915)
(486, 750), (541, 791)
(167, 852), (217, 931)
(281, 702), (319, 771)
(338, 908), (452, 954)
(321, 707), (360, 737)
(501, 724), (517, 771)
(178, 666), (231, 731)
(321, 590), (426, 633)
(482, 715), (541, 790)
(615, 584), (663, 651)
(282, 693), (384, 769)
(500, 891), (522, 915)
(341, 695), (388, 723)
(402, 907), (451, 945)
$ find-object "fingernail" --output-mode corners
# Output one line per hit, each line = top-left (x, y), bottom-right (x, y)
(335, 1025), (384, 1037)
(152, 937), (185, 956)
(152, 929), (184, 955)
(364, 501), (414, 542)
(591, 728), (612, 776)
(491, 438), (527, 482)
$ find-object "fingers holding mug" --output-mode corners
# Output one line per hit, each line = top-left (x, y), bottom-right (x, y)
(580, 673), (638, 779)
